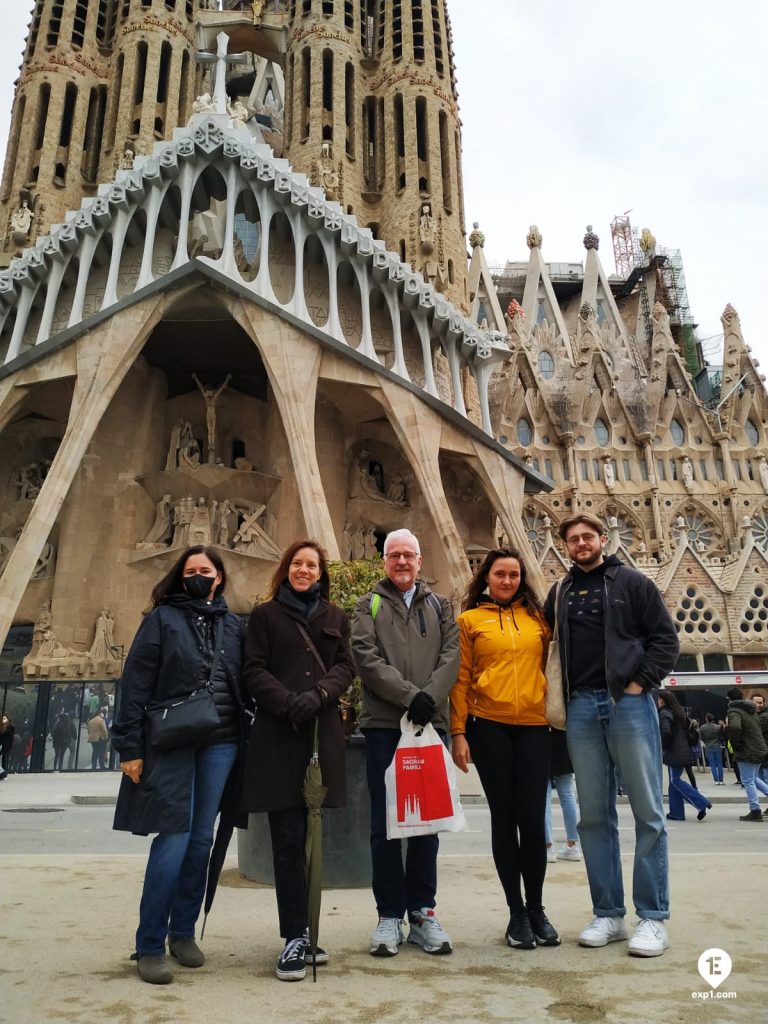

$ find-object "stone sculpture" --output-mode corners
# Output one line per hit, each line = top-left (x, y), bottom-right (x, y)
(172, 495), (195, 547)
(11, 199), (33, 240)
(311, 142), (340, 202)
(140, 493), (173, 547)
(88, 609), (119, 661)
(188, 496), (213, 546)
(682, 457), (695, 490)
(759, 456), (768, 494)
(192, 372), (231, 464)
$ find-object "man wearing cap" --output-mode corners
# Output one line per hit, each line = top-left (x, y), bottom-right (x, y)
(544, 514), (679, 957)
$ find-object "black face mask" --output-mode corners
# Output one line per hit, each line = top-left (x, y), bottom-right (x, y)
(183, 574), (216, 600)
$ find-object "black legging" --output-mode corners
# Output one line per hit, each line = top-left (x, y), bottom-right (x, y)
(466, 717), (550, 913)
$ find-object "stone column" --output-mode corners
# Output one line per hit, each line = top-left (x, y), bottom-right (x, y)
(377, 380), (470, 591)
(0, 294), (166, 650)
(232, 302), (340, 557)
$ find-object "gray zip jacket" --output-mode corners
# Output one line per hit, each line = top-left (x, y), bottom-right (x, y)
(351, 578), (459, 730)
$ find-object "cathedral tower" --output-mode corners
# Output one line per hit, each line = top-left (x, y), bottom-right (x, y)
(0, 0), (199, 259)
(282, 0), (468, 308)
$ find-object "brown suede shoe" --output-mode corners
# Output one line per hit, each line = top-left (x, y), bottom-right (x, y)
(169, 938), (205, 968)
(137, 954), (173, 984)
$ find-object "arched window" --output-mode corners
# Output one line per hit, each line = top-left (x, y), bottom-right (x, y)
(670, 418), (685, 446)
(517, 418), (533, 446)
(594, 419), (609, 446)
(745, 419), (759, 445)
(538, 351), (554, 379)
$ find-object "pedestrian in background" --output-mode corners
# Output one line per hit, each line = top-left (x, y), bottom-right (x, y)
(545, 730), (581, 864)
(726, 686), (768, 821)
(657, 692), (711, 822)
(0, 713), (14, 780)
(699, 713), (724, 785)
(87, 708), (109, 770)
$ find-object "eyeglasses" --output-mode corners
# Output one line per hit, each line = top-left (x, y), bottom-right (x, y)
(385, 551), (419, 561)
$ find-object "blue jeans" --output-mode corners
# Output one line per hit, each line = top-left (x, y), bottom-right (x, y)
(566, 689), (668, 921)
(545, 773), (579, 845)
(737, 761), (768, 812)
(706, 746), (723, 783)
(667, 766), (710, 819)
(363, 728), (441, 921)
(135, 742), (237, 956)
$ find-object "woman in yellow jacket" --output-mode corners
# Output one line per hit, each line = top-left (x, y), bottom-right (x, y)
(452, 547), (559, 951)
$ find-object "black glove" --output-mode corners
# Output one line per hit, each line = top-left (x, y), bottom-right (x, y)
(289, 688), (324, 726)
(407, 691), (436, 726)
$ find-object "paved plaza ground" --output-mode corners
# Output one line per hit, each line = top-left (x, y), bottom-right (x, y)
(0, 771), (764, 1024)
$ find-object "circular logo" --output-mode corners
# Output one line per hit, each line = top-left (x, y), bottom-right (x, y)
(698, 948), (732, 990)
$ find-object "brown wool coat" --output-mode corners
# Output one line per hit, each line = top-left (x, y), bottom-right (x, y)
(241, 598), (355, 812)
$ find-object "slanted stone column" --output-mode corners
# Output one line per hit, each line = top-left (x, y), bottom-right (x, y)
(0, 294), (166, 650)
(377, 380), (470, 591)
(232, 301), (339, 558)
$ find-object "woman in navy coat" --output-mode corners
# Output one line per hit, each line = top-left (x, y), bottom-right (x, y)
(112, 545), (246, 985)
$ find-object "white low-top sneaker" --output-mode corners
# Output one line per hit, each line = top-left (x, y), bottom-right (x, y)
(408, 907), (453, 954)
(369, 917), (403, 957)
(557, 844), (582, 861)
(546, 846), (557, 863)
(628, 919), (669, 957)
(578, 915), (628, 947)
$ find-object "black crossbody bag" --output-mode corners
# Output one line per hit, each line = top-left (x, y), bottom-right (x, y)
(146, 618), (224, 752)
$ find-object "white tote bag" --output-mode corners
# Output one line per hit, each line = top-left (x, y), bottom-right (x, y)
(385, 714), (467, 840)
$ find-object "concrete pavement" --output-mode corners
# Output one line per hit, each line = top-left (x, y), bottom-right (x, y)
(0, 762), (748, 809)
(0, 768), (764, 1024)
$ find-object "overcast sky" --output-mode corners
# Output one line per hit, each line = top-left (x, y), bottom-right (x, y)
(1, 1), (766, 374)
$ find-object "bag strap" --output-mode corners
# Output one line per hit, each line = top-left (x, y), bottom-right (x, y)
(551, 578), (564, 642)
(294, 620), (328, 676)
(205, 617), (225, 691)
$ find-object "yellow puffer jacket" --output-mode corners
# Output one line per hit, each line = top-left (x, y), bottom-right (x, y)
(451, 599), (550, 731)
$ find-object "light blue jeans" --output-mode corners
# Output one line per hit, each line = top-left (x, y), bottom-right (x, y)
(135, 742), (237, 956)
(706, 746), (724, 783)
(737, 761), (768, 812)
(545, 773), (579, 845)
(567, 689), (668, 921)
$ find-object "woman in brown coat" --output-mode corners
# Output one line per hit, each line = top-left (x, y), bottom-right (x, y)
(242, 539), (354, 982)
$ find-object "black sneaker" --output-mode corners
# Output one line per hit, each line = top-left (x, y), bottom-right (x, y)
(505, 909), (536, 950)
(275, 937), (307, 981)
(528, 906), (561, 947)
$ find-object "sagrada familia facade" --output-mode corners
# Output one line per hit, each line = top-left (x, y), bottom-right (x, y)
(0, 0), (765, 686)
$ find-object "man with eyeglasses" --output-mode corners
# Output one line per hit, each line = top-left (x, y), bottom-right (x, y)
(543, 514), (679, 958)
(351, 529), (459, 958)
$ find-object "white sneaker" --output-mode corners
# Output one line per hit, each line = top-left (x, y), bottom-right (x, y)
(369, 917), (403, 957)
(628, 919), (669, 957)
(546, 845), (557, 863)
(557, 844), (582, 862)
(408, 907), (453, 954)
(578, 916), (628, 947)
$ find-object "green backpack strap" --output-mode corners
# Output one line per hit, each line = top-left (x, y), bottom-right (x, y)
(370, 590), (441, 623)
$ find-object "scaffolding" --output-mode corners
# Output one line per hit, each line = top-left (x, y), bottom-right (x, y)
(610, 214), (653, 345)
(610, 213), (697, 360)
